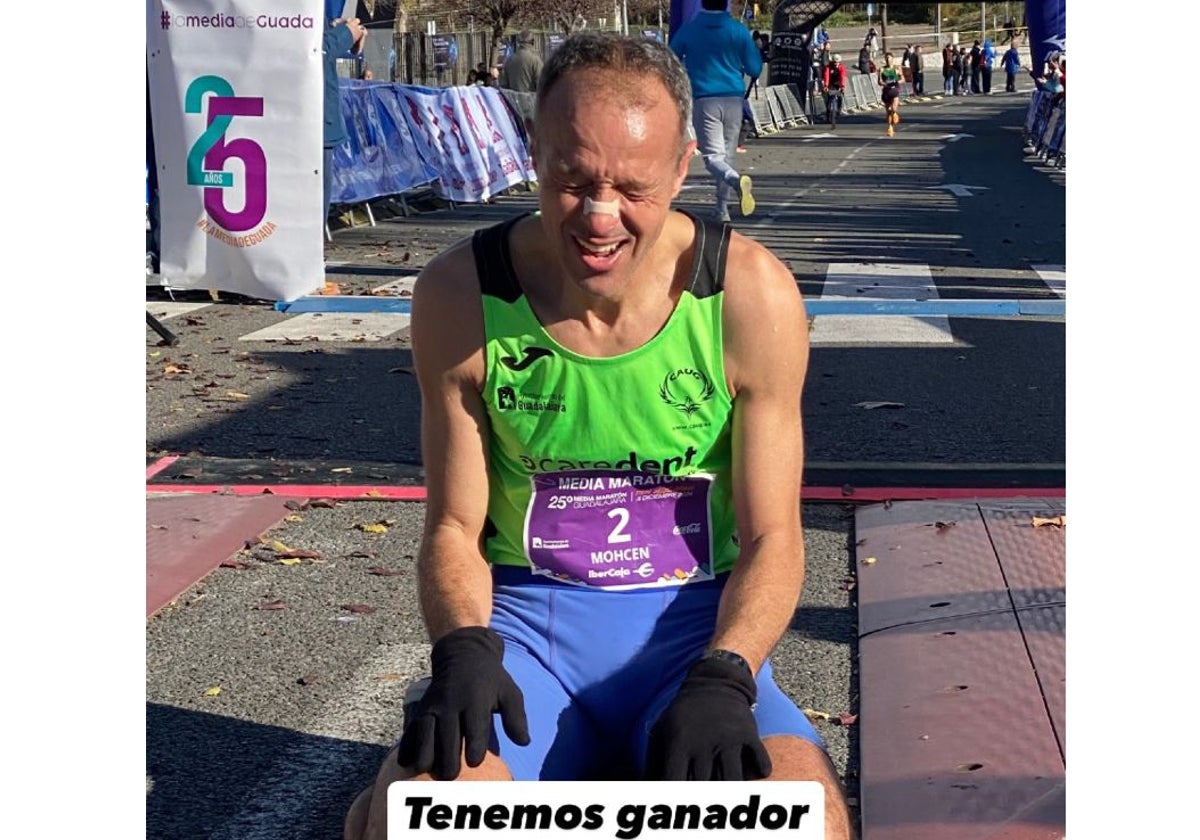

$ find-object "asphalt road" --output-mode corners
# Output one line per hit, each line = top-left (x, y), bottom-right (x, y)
(146, 87), (1064, 839)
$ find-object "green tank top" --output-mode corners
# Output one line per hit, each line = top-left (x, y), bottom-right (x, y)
(880, 66), (901, 83)
(471, 212), (739, 590)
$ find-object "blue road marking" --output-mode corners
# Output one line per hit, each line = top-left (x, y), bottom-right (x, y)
(274, 297), (1064, 318)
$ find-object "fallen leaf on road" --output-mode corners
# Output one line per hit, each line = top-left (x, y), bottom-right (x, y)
(219, 560), (248, 570)
(855, 401), (905, 410)
(863, 557), (877, 565)
(298, 674), (322, 686)
(331, 467), (353, 474)
(255, 600), (287, 610)
(276, 548), (322, 560)
(308, 499), (337, 509)
(802, 708), (831, 722)
(284, 514), (303, 523)
(203, 686), (222, 697)
(270, 540), (294, 554)
(277, 558), (303, 566)
(358, 523), (389, 534)
(284, 500), (305, 511)
(929, 520), (956, 532)
(363, 489), (385, 497)
(341, 604), (377, 614)
(378, 672), (405, 682)
(1032, 515), (1066, 528)
(226, 391), (251, 400)
(835, 712), (859, 726)
(367, 566), (404, 576)
(163, 363), (190, 374)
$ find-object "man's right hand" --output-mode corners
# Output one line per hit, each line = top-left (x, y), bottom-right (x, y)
(396, 626), (530, 780)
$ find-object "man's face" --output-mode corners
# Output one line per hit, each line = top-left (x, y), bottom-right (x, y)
(531, 70), (694, 298)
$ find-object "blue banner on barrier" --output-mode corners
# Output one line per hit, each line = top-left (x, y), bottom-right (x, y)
(331, 81), (441, 205)
(331, 80), (535, 205)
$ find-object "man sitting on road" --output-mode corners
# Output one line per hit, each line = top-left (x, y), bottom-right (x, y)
(343, 30), (853, 840)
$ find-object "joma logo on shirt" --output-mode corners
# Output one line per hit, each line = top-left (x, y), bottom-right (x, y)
(500, 346), (553, 371)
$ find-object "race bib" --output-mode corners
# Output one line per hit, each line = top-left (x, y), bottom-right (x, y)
(524, 469), (714, 590)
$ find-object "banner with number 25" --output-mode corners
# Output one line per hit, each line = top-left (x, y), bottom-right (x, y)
(147, 0), (324, 301)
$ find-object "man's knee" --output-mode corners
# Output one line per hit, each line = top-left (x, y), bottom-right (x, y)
(344, 745), (515, 840)
(761, 736), (855, 840)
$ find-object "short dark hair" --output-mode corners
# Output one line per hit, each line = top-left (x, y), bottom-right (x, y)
(536, 32), (692, 145)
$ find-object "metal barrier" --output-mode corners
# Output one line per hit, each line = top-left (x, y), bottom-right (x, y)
(1023, 90), (1065, 168)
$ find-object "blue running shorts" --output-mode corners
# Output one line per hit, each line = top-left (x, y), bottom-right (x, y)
(486, 565), (825, 780)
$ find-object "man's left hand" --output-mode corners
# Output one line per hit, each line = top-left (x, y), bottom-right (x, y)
(645, 656), (772, 781)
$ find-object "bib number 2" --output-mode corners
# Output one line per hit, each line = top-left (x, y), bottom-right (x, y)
(524, 469), (714, 590)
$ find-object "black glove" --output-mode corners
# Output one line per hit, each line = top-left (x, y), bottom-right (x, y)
(397, 626), (529, 779)
(645, 655), (772, 781)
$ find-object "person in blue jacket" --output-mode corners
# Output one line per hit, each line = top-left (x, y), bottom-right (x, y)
(322, 7), (363, 230)
(670, 0), (761, 222)
(1002, 42), (1022, 92)
(982, 38), (996, 93)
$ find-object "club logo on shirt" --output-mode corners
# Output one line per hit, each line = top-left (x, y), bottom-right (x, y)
(659, 368), (714, 416)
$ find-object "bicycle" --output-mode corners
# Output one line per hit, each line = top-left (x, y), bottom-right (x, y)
(824, 89), (844, 128)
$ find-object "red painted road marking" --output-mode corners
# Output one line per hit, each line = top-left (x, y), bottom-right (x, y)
(145, 483), (1064, 503)
(146, 455), (181, 480)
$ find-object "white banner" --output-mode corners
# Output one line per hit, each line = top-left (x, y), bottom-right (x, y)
(395, 85), (536, 203)
(147, 0), (324, 302)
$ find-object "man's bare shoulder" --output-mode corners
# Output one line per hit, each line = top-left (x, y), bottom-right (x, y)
(719, 231), (808, 395)
(413, 235), (480, 309)
(721, 230), (805, 320)
(411, 235), (487, 386)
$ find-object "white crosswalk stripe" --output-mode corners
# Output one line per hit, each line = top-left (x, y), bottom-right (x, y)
(809, 262), (955, 345)
(159, 265), (1059, 345)
(146, 301), (212, 319)
(1032, 264), (1066, 298)
(239, 312), (410, 342)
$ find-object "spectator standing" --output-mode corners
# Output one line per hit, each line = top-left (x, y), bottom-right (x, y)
(499, 30), (543, 92)
(1002, 42), (1022, 92)
(321, 10), (364, 278)
(942, 42), (956, 95)
(969, 40), (983, 93)
(909, 43), (925, 95)
(817, 41), (832, 87)
(1038, 53), (1064, 96)
(956, 46), (970, 95)
(670, 0), (762, 221)
(982, 38), (995, 93)
(866, 26), (879, 58)
(858, 42), (872, 75)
